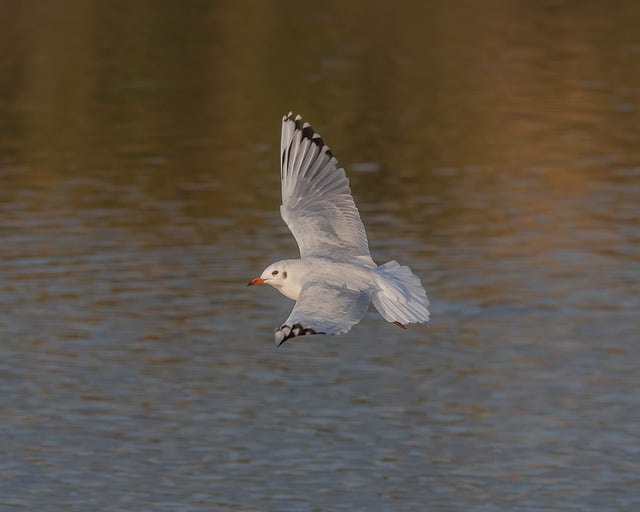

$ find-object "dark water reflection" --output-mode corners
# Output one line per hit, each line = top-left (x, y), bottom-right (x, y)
(1, 1), (639, 510)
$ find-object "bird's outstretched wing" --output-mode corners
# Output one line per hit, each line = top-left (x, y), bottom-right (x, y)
(280, 113), (375, 266)
(274, 283), (371, 346)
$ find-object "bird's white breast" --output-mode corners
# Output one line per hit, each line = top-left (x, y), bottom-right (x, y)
(277, 280), (302, 301)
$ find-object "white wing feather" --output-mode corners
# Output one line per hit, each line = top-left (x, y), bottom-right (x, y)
(280, 113), (375, 266)
(275, 283), (371, 345)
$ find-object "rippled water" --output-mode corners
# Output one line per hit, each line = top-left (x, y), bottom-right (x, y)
(1, 2), (639, 511)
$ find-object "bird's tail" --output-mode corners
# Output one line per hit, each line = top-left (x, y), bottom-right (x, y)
(372, 260), (430, 326)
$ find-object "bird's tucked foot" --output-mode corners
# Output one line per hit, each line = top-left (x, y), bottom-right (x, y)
(393, 321), (406, 329)
(275, 323), (323, 346)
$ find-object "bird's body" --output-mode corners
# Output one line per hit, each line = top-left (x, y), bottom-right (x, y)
(265, 257), (376, 301)
(249, 113), (430, 346)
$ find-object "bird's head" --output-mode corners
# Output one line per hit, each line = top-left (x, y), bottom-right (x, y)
(247, 262), (289, 289)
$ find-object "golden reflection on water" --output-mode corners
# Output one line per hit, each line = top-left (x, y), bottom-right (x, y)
(4, 3), (635, 268)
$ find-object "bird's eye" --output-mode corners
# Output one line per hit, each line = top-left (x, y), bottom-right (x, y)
(271, 270), (279, 276)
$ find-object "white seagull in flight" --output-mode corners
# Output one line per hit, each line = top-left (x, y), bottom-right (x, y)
(249, 113), (430, 346)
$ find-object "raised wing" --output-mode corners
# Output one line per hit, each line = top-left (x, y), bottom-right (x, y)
(274, 283), (371, 346)
(280, 113), (375, 266)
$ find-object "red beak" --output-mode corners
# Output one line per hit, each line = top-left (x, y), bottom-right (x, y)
(247, 277), (265, 286)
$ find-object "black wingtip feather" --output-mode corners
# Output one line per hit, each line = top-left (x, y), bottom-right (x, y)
(283, 112), (334, 158)
(302, 124), (314, 140)
(311, 133), (324, 146)
(275, 323), (324, 346)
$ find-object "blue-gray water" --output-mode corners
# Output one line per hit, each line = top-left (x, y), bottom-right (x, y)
(1, 2), (639, 510)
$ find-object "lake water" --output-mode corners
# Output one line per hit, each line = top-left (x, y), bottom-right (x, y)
(1, 2), (639, 511)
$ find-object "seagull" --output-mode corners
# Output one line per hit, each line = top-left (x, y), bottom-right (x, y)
(248, 113), (430, 346)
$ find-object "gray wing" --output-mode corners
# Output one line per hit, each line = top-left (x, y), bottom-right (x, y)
(274, 283), (371, 346)
(280, 113), (375, 267)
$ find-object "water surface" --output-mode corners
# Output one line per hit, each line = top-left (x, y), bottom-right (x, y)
(1, 2), (639, 511)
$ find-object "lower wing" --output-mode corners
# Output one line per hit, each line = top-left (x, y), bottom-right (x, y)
(274, 282), (371, 346)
